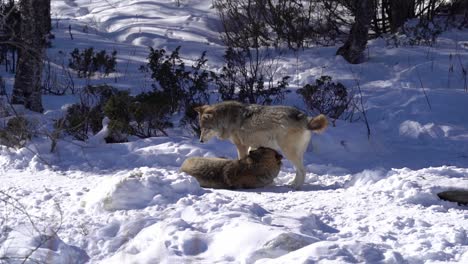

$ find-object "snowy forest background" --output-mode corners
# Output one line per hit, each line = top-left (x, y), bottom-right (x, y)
(0, 0), (468, 263)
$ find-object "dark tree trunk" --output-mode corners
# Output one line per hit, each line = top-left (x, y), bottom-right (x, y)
(452, 0), (468, 27)
(390, 0), (415, 33)
(381, 0), (389, 33)
(336, 0), (375, 64)
(11, 0), (50, 113)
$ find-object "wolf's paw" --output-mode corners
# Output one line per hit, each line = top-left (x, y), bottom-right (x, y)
(287, 179), (303, 190)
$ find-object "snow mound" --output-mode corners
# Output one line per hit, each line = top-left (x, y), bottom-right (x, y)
(83, 167), (204, 212)
(259, 240), (395, 263)
(346, 169), (387, 187)
(399, 120), (445, 139)
(249, 232), (319, 262)
(97, 191), (338, 263)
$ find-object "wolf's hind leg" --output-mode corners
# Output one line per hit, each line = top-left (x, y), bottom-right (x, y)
(282, 131), (311, 189)
(282, 145), (306, 189)
(286, 155), (306, 189)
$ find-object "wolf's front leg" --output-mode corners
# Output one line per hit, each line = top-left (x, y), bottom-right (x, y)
(231, 136), (249, 159)
(234, 143), (249, 159)
(289, 168), (306, 190)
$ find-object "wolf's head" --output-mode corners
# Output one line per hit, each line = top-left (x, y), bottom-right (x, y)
(194, 105), (218, 143)
(195, 101), (245, 142)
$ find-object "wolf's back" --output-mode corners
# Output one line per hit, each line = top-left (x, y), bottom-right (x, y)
(242, 105), (311, 129)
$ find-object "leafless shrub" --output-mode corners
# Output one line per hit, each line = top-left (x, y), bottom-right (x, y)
(213, 46), (290, 105)
(213, 0), (342, 50)
(297, 75), (359, 127)
(0, 116), (32, 148)
(43, 51), (77, 95)
(0, 190), (67, 263)
(57, 84), (116, 141)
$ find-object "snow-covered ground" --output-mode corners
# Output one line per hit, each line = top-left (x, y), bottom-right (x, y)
(1, 0), (467, 263)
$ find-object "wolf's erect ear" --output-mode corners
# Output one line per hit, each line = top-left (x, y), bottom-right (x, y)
(202, 113), (213, 121)
(248, 149), (261, 161)
(275, 152), (283, 160)
(194, 105), (207, 114)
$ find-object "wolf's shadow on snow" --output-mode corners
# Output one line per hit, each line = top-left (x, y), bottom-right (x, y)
(210, 182), (345, 194)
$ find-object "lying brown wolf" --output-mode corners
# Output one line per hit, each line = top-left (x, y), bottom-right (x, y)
(180, 147), (282, 189)
(194, 101), (328, 189)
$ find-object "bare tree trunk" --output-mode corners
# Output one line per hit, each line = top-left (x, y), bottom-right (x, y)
(390, 0), (415, 33)
(336, 0), (375, 64)
(451, 0), (468, 27)
(11, 0), (50, 113)
(381, 0), (389, 33)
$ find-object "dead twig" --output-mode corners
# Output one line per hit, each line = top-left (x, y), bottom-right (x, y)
(349, 66), (371, 139)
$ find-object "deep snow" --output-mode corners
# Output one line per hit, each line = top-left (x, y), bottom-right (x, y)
(1, 0), (467, 263)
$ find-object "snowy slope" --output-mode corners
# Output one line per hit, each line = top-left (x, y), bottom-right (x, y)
(1, 0), (468, 263)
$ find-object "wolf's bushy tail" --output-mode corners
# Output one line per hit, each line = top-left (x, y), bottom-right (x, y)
(307, 114), (328, 132)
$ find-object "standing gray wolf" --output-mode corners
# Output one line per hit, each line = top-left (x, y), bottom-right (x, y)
(194, 101), (328, 189)
(180, 147), (282, 189)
